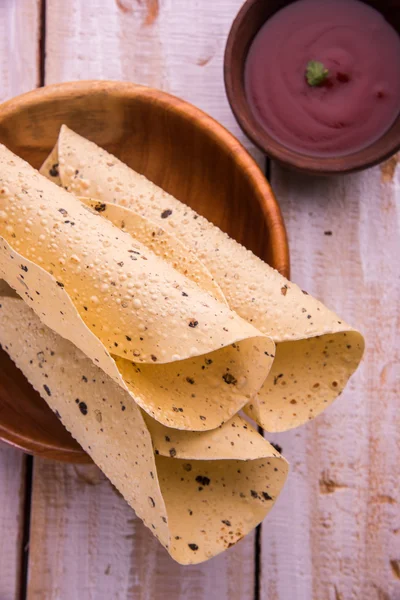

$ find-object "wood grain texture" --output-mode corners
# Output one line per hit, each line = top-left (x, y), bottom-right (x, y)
(261, 161), (400, 600)
(0, 443), (26, 600)
(13, 2), (397, 599)
(45, 0), (262, 161)
(27, 1), (267, 597)
(27, 461), (256, 600)
(0, 1), (40, 597)
(0, 0), (41, 101)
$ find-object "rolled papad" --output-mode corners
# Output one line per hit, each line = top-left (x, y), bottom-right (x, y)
(0, 293), (288, 565)
(0, 144), (274, 430)
(77, 197), (227, 305)
(43, 126), (364, 432)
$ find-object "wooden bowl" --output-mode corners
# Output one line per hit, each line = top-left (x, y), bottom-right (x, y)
(0, 80), (289, 462)
(224, 0), (400, 175)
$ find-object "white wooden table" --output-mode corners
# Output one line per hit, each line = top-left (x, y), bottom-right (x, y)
(0, 1), (399, 599)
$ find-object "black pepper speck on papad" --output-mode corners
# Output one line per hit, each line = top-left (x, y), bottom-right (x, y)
(0, 295), (288, 565)
(48, 126), (364, 431)
(77, 197), (227, 305)
(0, 144), (274, 430)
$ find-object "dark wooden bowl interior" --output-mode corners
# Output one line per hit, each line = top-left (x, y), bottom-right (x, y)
(224, 0), (400, 175)
(0, 80), (289, 462)
(0, 351), (88, 463)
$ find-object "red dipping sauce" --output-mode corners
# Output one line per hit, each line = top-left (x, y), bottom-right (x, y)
(245, 0), (400, 157)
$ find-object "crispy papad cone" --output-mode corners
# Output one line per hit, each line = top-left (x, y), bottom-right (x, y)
(0, 145), (274, 430)
(42, 126), (364, 432)
(0, 294), (288, 565)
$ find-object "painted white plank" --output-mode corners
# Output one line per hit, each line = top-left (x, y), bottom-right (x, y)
(0, 1), (40, 597)
(261, 159), (400, 600)
(0, 0), (40, 102)
(28, 461), (255, 600)
(45, 0), (262, 163)
(29, 1), (262, 597)
(0, 443), (26, 600)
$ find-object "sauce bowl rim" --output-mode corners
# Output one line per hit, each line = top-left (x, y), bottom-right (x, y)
(224, 0), (400, 175)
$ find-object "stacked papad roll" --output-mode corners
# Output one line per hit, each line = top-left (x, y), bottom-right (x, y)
(0, 124), (364, 564)
(41, 125), (364, 432)
(0, 144), (274, 431)
(0, 286), (288, 564)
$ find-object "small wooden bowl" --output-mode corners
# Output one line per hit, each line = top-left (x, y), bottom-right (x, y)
(0, 80), (289, 462)
(224, 0), (400, 175)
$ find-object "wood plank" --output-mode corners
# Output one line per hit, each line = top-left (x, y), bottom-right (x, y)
(0, 1), (40, 597)
(29, 1), (260, 598)
(0, 443), (26, 600)
(28, 461), (255, 600)
(0, 0), (41, 100)
(261, 161), (400, 600)
(45, 0), (262, 162)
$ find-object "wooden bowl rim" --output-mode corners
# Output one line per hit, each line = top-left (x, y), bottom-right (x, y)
(0, 424), (91, 463)
(0, 80), (289, 275)
(0, 79), (289, 460)
(224, 0), (400, 175)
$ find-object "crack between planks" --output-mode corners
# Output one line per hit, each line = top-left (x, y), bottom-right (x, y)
(254, 429), (265, 597)
(254, 423), (265, 600)
(265, 157), (271, 182)
(38, 0), (47, 87)
(254, 520), (262, 600)
(19, 455), (34, 600)
(20, 2), (47, 597)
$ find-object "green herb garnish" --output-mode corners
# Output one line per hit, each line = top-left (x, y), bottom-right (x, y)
(306, 60), (329, 87)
